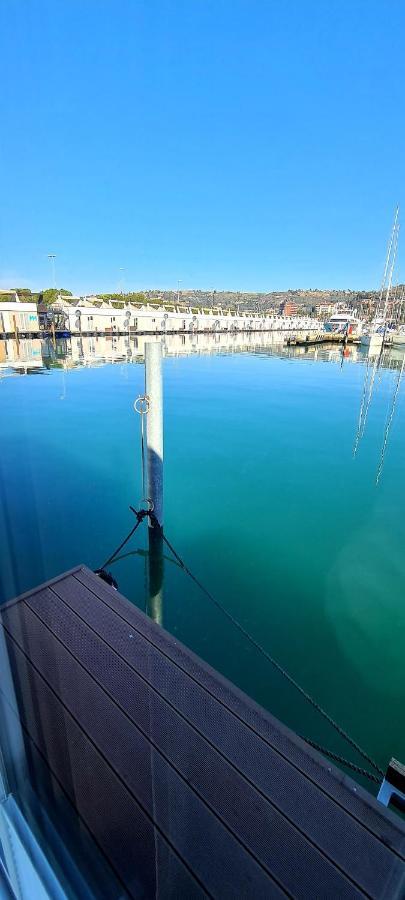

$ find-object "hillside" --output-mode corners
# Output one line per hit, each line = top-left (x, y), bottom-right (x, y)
(3, 285), (403, 315)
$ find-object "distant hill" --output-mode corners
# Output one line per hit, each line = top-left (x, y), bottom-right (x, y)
(139, 287), (393, 314)
(5, 285), (404, 314)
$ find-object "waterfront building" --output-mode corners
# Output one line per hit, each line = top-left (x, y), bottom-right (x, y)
(280, 299), (299, 316)
(0, 299), (39, 337)
(41, 298), (320, 336)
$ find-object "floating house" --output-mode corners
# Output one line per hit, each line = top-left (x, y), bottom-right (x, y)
(0, 299), (39, 338)
(1, 292), (321, 338)
(42, 297), (320, 336)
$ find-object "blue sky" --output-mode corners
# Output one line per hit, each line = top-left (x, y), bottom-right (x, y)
(1, 0), (404, 294)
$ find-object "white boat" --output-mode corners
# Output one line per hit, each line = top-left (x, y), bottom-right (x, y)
(360, 319), (385, 348)
(324, 312), (362, 336)
(390, 326), (405, 347)
(360, 330), (384, 350)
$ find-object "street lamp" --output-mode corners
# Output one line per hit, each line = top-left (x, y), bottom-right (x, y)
(48, 253), (56, 289)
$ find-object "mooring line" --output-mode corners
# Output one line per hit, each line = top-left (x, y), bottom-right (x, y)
(96, 508), (148, 573)
(301, 738), (380, 785)
(95, 507), (384, 779)
(148, 513), (384, 778)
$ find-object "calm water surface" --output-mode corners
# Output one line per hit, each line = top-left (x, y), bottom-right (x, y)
(1, 333), (405, 785)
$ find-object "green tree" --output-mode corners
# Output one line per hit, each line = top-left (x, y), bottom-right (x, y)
(99, 292), (147, 304)
(40, 288), (73, 306)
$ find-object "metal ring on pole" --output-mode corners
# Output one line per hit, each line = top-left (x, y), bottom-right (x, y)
(134, 395), (150, 415)
(139, 498), (154, 513)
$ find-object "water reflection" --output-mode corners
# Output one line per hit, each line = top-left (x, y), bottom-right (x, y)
(376, 351), (405, 483)
(3, 332), (405, 376)
(353, 340), (405, 482)
(2, 336), (404, 487)
(0, 338), (45, 376)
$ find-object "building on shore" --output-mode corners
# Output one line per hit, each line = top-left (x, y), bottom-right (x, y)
(2, 292), (321, 338)
(38, 298), (321, 336)
(280, 299), (299, 316)
(0, 298), (39, 338)
(315, 303), (334, 318)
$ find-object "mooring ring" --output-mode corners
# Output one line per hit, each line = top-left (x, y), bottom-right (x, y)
(134, 395), (150, 414)
(139, 498), (154, 513)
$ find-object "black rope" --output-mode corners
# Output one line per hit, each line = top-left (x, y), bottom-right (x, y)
(95, 507), (384, 779)
(301, 737), (380, 785)
(96, 508), (148, 572)
(149, 513), (384, 778)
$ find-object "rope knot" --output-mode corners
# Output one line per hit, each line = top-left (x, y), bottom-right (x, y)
(129, 506), (149, 523)
(148, 511), (162, 532)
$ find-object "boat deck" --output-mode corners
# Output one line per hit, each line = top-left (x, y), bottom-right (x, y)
(1, 565), (405, 898)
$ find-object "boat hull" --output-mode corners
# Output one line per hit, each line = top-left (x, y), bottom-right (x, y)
(390, 330), (405, 348)
(360, 332), (383, 349)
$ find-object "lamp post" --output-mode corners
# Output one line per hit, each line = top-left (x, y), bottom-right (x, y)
(48, 254), (56, 290)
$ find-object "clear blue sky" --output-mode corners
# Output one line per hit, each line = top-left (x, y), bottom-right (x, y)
(1, 0), (404, 294)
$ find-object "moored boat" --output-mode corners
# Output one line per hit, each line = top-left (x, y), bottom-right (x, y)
(360, 330), (384, 349)
(390, 325), (405, 348)
(324, 311), (362, 337)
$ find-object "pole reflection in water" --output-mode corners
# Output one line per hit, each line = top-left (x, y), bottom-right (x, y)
(376, 350), (405, 484)
(147, 527), (164, 626)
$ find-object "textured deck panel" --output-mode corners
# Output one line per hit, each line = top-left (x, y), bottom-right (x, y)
(1, 566), (405, 899)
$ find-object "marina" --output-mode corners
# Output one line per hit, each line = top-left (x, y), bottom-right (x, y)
(2, 0), (405, 892)
(2, 336), (405, 896)
(1, 335), (405, 776)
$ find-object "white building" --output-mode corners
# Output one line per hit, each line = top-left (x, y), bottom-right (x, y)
(51, 298), (321, 336)
(0, 300), (39, 337)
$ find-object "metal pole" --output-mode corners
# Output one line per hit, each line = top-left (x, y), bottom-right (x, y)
(145, 341), (164, 625)
(145, 341), (163, 527)
(48, 253), (56, 290)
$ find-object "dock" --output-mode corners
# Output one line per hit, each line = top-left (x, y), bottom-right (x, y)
(1, 566), (405, 898)
(286, 332), (359, 347)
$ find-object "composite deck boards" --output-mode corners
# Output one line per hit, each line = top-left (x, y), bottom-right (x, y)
(1, 566), (405, 899)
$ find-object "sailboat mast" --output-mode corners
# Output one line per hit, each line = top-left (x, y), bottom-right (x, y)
(381, 219), (400, 325)
(375, 205), (399, 323)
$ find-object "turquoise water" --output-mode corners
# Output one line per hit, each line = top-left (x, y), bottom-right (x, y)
(1, 335), (405, 785)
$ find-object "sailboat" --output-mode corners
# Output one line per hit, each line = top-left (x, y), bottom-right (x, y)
(361, 207), (400, 350)
(354, 208), (401, 456)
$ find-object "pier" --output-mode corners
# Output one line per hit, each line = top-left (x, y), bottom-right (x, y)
(1, 566), (404, 897)
(286, 332), (359, 347)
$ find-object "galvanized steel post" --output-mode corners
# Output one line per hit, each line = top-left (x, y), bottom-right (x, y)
(145, 341), (163, 526)
(145, 341), (164, 625)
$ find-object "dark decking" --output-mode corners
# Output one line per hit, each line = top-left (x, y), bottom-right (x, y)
(1, 565), (405, 898)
